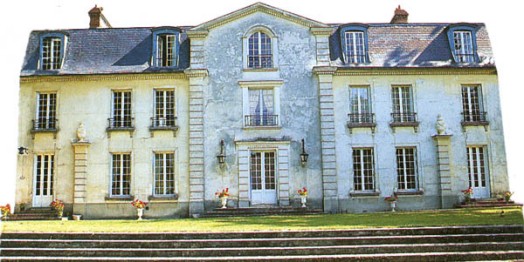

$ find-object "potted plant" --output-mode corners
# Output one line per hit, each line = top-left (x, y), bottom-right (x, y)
(215, 188), (230, 208)
(298, 187), (308, 208)
(50, 199), (65, 218)
(384, 195), (398, 212)
(131, 199), (148, 220)
(0, 204), (11, 220)
(462, 187), (473, 204)
(504, 191), (513, 203)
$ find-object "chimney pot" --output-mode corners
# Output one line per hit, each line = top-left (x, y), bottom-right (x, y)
(390, 5), (409, 24)
(88, 5), (103, 29)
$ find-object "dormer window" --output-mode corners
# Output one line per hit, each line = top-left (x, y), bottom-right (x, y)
(447, 25), (478, 63)
(152, 28), (180, 68)
(340, 25), (369, 64)
(40, 33), (66, 70)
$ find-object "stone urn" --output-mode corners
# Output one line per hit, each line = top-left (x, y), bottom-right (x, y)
(389, 201), (397, 212)
(76, 122), (87, 142)
(220, 197), (228, 209)
(137, 208), (144, 220)
(300, 196), (307, 208)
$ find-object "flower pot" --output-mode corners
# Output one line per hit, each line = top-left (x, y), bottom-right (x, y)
(300, 196), (307, 208)
(72, 215), (82, 221)
(137, 208), (144, 220)
(389, 201), (396, 212)
(57, 210), (63, 218)
(220, 197), (228, 209)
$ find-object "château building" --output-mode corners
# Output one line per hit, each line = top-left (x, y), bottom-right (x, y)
(16, 3), (508, 218)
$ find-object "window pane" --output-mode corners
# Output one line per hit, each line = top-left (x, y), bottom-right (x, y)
(154, 153), (175, 195)
(396, 148), (417, 190)
(111, 153), (131, 196)
(248, 32), (272, 68)
(353, 148), (374, 191)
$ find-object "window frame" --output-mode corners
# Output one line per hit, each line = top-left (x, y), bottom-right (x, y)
(34, 92), (58, 131)
(110, 153), (132, 197)
(352, 147), (375, 192)
(39, 33), (67, 70)
(243, 26), (278, 70)
(395, 147), (418, 191)
(391, 85), (416, 123)
(340, 25), (369, 64)
(447, 25), (478, 63)
(153, 152), (176, 197)
(240, 80), (282, 128)
(109, 90), (133, 129)
(152, 88), (177, 128)
(466, 146), (488, 188)
(152, 28), (180, 68)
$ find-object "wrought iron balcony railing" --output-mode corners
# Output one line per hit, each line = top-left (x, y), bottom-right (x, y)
(107, 117), (134, 130)
(461, 112), (488, 123)
(244, 114), (278, 127)
(31, 118), (59, 132)
(391, 112), (418, 123)
(150, 116), (178, 130)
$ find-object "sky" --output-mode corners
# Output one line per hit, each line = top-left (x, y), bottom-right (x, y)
(0, 0), (522, 206)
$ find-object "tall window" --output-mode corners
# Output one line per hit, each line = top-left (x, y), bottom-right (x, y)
(246, 88), (277, 126)
(353, 148), (375, 191)
(35, 154), (54, 197)
(248, 32), (272, 68)
(250, 151), (276, 191)
(110, 91), (132, 128)
(391, 86), (416, 122)
(396, 147), (418, 191)
(466, 146), (487, 188)
(35, 93), (57, 130)
(155, 34), (176, 67)
(344, 31), (366, 64)
(462, 85), (485, 122)
(349, 86), (372, 124)
(111, 153), (131, 196)
(453, 31), (475, 63)
(41, 37), (63, 70)
(154, 153), (175, 196)
(153, 89), (176, 127)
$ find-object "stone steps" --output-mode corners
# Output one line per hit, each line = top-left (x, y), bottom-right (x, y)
(455, 199), (523, 208)
(1, 225), (522, 261)
(203, 207), (323, 217)
(6, 208), (60, 221)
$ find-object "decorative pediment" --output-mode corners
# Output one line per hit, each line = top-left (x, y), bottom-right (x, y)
(190, 2), (329, 31)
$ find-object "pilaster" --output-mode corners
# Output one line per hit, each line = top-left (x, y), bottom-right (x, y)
(311, 28), (333, 66)
(433, 134), (454, 208)
(71, 141), (90, 216)
(314, 66), (338, 213)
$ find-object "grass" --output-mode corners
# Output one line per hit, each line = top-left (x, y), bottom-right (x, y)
(1, 207), (522, 233)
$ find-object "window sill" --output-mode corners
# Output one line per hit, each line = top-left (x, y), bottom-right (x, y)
(149, 126), (179, 137)
(106, 127), (135, 138)
(105, 196), (134, 202)
(461, 121), (489, 132)
(243, 68), (279, 72)
(395, 190), (424, 196)
(148, 194), (179, 202)
(389, 121), (419, 133)
(30, 128), (59, 139)
(350, 191), (380, 197)
(243, 126), (281, 131)
(347, 122), (376, 134)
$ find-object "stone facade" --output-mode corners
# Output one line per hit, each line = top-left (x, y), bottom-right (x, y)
(16, 3), (508, 218)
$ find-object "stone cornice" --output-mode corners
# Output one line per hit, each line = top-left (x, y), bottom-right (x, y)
(20, 72), (187, 83)
(191, 3), (329, 31)
(310, 27), (334, 36)
(238, 80), (284, 88)
(184, 68), (209, 78)
(313, 66), (338, 75)
(334, 67), (497, 76)
(186, 30), (209, 39)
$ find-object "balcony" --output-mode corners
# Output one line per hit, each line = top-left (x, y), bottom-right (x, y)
(107, 117), (135, 137)
(347, 113), (376, 133)
(389, 112), (419, 132)
(244, 114), (279, 128)
(461, 112), (489, 131)
(149, 116), (179, 137)
(31, 119), (59, 138)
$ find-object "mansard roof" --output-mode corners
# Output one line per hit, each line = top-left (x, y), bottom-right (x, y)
(329, 23), (494, 68)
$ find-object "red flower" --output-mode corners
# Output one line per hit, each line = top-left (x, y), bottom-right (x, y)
(131, 199), (148, 209)
(215, 188), (230, 198)
(298, 187), (308, 196)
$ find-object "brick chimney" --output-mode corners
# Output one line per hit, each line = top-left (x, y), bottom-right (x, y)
(88, 5), (103, 28)
(390, 5), (409, 24)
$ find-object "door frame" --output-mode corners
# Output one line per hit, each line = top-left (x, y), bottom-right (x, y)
(32, 154), (55, 207)
(249, 150), (278, 205)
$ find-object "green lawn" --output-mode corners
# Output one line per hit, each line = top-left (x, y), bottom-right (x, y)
(2, 207), (522, 233)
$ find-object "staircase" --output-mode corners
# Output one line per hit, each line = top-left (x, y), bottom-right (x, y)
(455, 198), (523, 208)
(204, 206), (323, 217)
(1, 225), (522, 261)
(5, 208), (60, 221)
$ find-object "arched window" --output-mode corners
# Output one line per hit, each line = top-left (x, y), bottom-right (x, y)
(248, 32), (273, 68)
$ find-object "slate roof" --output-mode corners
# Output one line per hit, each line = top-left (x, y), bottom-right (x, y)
(21, 27), (190, 76)
(20, 22), (495, 76)
(329, 23), (495, 68)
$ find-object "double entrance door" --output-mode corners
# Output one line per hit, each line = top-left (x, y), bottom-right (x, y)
(32, 154), (54, 207)
(250, 151), (277, 205)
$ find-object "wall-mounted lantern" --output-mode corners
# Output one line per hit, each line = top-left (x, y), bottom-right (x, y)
(18, 147), (29, 155)
(217, 140), (226, 165)
(300, 139), (309, 166)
